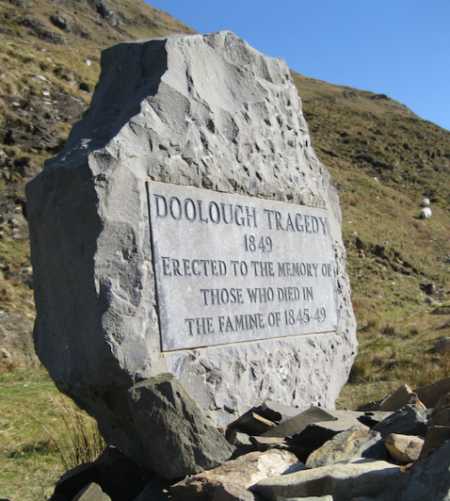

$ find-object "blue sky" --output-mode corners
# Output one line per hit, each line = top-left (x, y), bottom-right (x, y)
(147, 1), (449, 131)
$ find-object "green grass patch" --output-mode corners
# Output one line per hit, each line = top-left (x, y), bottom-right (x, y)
(0, 368), (104, 501)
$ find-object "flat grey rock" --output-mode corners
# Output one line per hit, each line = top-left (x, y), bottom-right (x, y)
(73, 483), (110, 501)
(374, 405), (428, 437)
(253, 459), (402, 501)
(26, 31), (356, 470)
(171, 449), (298, 501)
(306, 426), (386, 468)
(262, 407), (337, 438)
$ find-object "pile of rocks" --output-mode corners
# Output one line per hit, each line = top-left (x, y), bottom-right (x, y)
(49, 375), (450, 501)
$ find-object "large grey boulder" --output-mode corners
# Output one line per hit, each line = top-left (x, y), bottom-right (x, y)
(128, 374), (234, 478)
(26, 31), (356, 469)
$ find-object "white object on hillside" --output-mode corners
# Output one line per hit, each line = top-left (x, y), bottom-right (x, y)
(421, 197), (431, 207)
(419, 207), (432, 219)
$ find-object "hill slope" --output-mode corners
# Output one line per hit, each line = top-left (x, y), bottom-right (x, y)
(0, 0), (449, 394)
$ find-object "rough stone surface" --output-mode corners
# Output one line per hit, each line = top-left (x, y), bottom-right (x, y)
(289, 410), (371, 458)
(50, 445), (149, 501)
(398, 440), (450, 500)
(262, 407), (337, 438)
(374, 405), (428, 437)
(171, 449), (298, 501)
(378, 384), (417, 412)
(415, 377), (450, 408)
(210, 482), (258, 501)
(306, 426), (385, 468)
(253, 459), (402, 501)
(26, 31), (356, 456)
(421, 391), (450, 457)
(73, 483), (110, 501)
(132, 479), (170, 501)
(384, 433), (423, 464)
(128, 374), (234, 479)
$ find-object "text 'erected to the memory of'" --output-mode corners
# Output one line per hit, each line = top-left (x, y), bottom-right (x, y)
(146, 181), (338, 351)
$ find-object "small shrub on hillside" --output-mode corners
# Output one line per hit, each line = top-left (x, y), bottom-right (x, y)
(381, 324), (397, 337)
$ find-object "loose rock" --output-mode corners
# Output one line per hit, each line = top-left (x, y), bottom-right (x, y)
(73, 483), (110, 501)
(374, 404), (428, 437)
(378, 384), (418, 411)
(262, 407), (337, 438)
(50, 445), (148, 501)
(253, 459), (402, 501)
(132, 478), (170, 501)
(306, 426), (386, 468)
(128, 374), (234, 479)
(384, 433), (423, 464)
(289, 410), (378, 459)
(420, 391), (450, 457)
(171, 449), (298, 501)
(416, 377), (450, 408)
(398, 440), (450, 500)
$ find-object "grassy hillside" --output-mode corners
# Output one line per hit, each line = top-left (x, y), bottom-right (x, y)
(293, 74), (450, 402)
(0, 0), (449, 388)
(0, 0), (193, 370)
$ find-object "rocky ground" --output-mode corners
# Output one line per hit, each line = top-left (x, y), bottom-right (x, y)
(43, 375), (450, 501)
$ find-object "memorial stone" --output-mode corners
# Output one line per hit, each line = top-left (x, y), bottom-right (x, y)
(26, 31), (357, 470)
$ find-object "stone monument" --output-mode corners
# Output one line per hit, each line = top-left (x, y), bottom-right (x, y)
(26, 31), (357, 474)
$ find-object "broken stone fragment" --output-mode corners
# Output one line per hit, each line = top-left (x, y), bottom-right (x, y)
(228, 411), (277, 436)
(415, 377), (450, 408)
(132, 478), (170, 501)
(377, 384), (418, 411)
(73, 483), (110, 501)
(384, 433), (423, 464)
(249, 436), (290, 452)
(306, 426), (386, 468)
(262, 407), (337, 438)
(420, 391), (450, 457)
(171, 449), (298, 501)
(49, 445), (149, 501)
(288, 410), (374, 459)
(210, 482), (258, 501)
(398, 440), (450, 500)
(421, 425), (450, 459)
(252, 459), (402, 501)
(374, 404), (428, 437)
(128, 374), (234, 480)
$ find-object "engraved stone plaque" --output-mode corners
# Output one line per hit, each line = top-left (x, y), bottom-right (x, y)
(147, 181), (338, 351)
